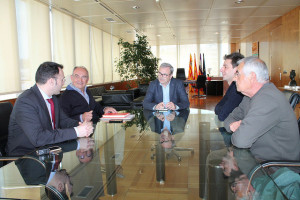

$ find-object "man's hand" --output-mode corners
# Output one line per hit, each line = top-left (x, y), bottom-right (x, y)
(155, 112), (165, 121)
(76, 121), (94, 137)
(166, 111), (176, 121)
(77, 137), (95, 150)
(229, 120), (242, 132)
(165, 102), (176, 110)
(155, 102), (165, 110)
(82, 111), (93, 122)
(104, 107), (117, 114)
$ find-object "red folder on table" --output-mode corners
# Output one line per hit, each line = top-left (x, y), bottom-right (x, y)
(102, 113), (130, 118)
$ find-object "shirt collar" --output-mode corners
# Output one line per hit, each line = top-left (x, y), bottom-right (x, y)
(69, 83), (87, 94)
(37, 85), (52, 100)
(159, 79), (171, 88)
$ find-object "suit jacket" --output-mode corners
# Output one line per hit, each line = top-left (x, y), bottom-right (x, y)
(59, 87), (104, 123)
(143, 78), (190, 110)
(7, 85), (78, 156)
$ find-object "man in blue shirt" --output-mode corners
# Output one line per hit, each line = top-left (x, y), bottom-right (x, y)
(215, 52), (244, 121)
(60, 67), (116, 123)
(143, 63), (190, 110)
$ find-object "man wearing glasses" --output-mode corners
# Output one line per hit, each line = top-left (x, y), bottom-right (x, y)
(143, 63), (190, 110)
(224, 57), (300, 161)
(60, 67), (116, 123)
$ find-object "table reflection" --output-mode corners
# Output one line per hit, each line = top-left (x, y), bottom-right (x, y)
(0, 108), (297, 200)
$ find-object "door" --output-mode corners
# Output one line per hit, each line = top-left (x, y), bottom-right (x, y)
(270, 25), (283, 87)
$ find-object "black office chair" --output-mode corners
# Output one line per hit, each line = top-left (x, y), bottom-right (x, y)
(176, 68), (186, 80)
(0, 102), (13, 157)
(192, 75), (207, 98)
(289, 93), (300, 110)
(176, 68), (188, 88)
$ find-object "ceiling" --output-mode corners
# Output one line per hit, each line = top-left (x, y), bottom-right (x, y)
(38, 0), (300, 46)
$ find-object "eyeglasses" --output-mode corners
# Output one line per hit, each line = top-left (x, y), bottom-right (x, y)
(234, 70), (240, 77)
(160, 139), (170, 144)
(72, 74), (88, 80)
(158, 72), (170, 77)
(54, 76), (66, 83)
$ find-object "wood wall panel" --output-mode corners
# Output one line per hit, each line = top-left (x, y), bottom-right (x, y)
(282, 8), (300, 85)
(236, 6), (300, 87)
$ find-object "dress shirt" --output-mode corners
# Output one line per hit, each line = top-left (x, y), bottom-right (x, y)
(153, 81), (179, 110)
(38, 87), (55, 129)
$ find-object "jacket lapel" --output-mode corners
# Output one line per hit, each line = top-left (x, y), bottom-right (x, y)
(169, 78), (174, 101)
(32, 85), (54, 129)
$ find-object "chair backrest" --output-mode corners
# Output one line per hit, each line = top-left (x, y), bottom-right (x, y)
(196, 75), (207, 89)
(289, 93), (300, 110)
(0, 102), (13, 156)
(176, 68), (186, 80)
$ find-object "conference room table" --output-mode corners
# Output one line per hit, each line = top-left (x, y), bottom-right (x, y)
(0, 108), (292, 200)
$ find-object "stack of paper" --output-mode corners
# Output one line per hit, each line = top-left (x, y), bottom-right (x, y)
(102, 113), (130, 119)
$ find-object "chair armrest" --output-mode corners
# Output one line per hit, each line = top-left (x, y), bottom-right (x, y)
(0, 157), (20, 161)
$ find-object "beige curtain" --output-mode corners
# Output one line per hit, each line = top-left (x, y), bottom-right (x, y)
(16, 0), (51, 90)
(112, 36), (120, 81)
(52, 9), (75, 81)
(103, 32), (112, 82)
(0, 0), (20, 93)
(74, 19), (91, 79)
(90, 26), (104, 84)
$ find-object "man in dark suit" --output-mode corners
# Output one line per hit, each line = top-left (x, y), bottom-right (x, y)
(60, 66), (116, 123)
(7, 62), (94, 156)
(143, 63), (190, 110)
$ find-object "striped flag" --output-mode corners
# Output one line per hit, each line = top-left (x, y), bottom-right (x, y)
(188, 54), (193, 80)
(198, 53), (203, 75)
(202, 53), (206, 77)
(193, 53), (198, 80)
(188, 54), (193, 92)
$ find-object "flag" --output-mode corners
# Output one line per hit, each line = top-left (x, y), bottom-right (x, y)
(193, 53), (198, 80)
(198, 53), (203, 75)
(188, 54), (193, 80)
(202, 53), (206, 77)
(188, 54), (193, 92)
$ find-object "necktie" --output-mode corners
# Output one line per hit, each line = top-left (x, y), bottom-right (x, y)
(47, 98), (56, 129)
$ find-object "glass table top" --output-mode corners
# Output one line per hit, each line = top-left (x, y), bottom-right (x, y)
(0, 108), (297, 200)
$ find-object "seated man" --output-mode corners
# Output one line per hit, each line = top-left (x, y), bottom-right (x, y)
(143, 63), (190, 110)
(60, 66), (116, 123)
(215, 52), (244, 121)
(7, 62), (93, 156)
(224, 56), (300, 161)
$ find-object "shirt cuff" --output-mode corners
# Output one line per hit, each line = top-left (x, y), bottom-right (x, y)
(175, 105), (179, 110)
(80, 114), (83, 122)
(74, 127), (79, 137)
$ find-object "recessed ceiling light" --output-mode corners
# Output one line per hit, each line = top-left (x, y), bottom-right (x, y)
(132, 6), (140, 9)
(156, 34), (161, 37)
(221, 20), (228, 24)
(215, 32), (219, 34)
(73, 0), (80, 1)
(235, 0), (244, 4)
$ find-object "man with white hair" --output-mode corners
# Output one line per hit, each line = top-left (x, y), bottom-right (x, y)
(224, 56), (300, 161)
